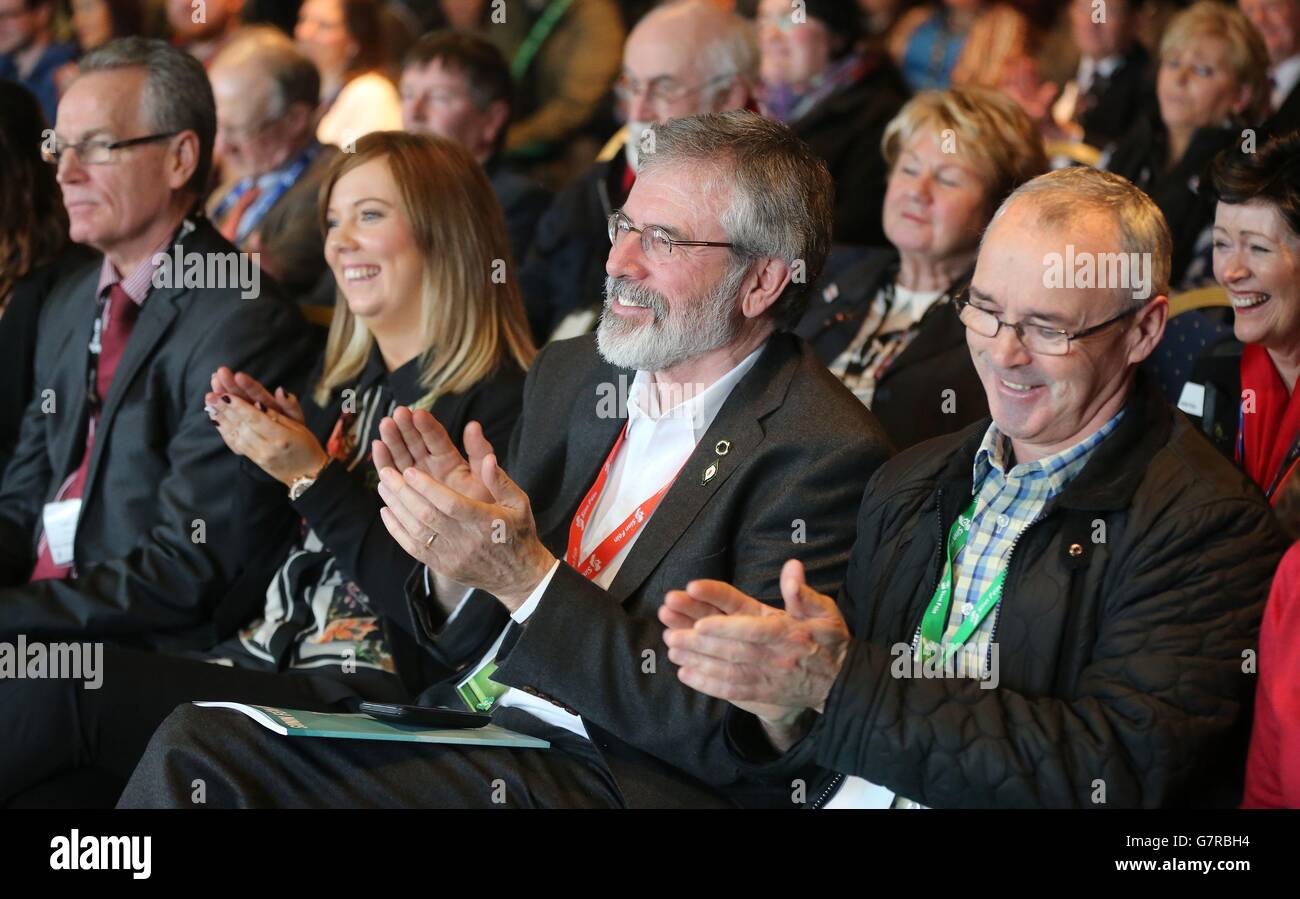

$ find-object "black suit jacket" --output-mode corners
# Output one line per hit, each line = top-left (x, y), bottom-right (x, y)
(796, 248), (987, 450)
(0, 217), (316, 650)
(1075, 44), (1156, 150)
(405, 331), (892, 807)
(1265, 80), (1300, 140)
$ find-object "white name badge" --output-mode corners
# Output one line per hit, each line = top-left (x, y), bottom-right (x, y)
(1177, 382), (1206, 418)
(41, 499), (82, 566)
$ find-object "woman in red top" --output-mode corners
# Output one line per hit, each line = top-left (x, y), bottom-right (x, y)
(1243, 478), (1300, 807)
(1210, 131), (1300, 503)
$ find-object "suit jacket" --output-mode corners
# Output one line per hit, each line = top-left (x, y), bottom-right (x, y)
(519, 151), (627, 344)
(244, 146), (341, 304)
(1075, 43), (1156, 150)
(0, 217), (317, 650)
(404, 331), (892, 807)
(796, 248), (987, 450)
(1265, 80), (1300, 141)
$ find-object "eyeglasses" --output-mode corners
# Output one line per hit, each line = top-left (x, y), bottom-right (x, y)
(608, 210), (736, 263)
(954, 289), (1139, 356)
(42, 131), (181, 166)
(612, 73), (735, 110)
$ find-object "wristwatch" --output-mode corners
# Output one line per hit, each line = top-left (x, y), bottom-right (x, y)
(288, 461), (329, 501)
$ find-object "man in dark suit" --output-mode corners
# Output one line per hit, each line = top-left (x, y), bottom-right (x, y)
(1242, 0), (1300, 137)
(119, 110), (893, 809)
(0, 37), (313, 649)
(1054, 0), (1156, 150)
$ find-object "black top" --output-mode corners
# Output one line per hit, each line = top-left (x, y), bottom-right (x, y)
(1074, 43), (1157, 150)
(0, 244), (98, 480)
(1105, 116), (1238, 288)
(795, 247), (986, 450)
(277, 345), (527, 696)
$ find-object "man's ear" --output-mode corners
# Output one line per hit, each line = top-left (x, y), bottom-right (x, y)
(711, 76), (751, 112)
(481, 99), (510, 150)
(1126, 294), (1168, 365)
(166, 130), (201, 193)
(739, 257), (792, 320)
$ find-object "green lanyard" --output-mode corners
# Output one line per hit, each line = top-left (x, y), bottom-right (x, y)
(918, 496), (1007, 664)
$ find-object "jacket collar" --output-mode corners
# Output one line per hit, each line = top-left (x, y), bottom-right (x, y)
(937, 370), (1172, 513)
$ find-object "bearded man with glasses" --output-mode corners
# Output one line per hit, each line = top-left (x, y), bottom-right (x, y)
(661, 166), (1287, 808)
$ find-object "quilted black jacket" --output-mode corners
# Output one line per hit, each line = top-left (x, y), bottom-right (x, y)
(729, 372), (1286, 807)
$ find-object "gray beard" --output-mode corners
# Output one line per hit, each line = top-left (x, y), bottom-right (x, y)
(595, 263), (750, 373)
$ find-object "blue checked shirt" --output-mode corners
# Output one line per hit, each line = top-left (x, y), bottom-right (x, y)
(917, 410), (1125, 681)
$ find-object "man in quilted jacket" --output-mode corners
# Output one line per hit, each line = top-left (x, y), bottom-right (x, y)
(661, 166), (1286, 808)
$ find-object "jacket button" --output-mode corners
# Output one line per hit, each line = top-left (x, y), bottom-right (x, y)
(1068, 543), (1083, 557)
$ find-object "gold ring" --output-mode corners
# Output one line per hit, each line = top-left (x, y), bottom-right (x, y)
(424, 532), (438, 549)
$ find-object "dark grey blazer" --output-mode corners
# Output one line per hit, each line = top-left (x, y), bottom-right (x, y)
(0, 217), (317, 650)
(408, 331), (893, 807)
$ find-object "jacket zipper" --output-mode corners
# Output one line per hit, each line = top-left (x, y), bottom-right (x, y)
(812, 490), (951, 809)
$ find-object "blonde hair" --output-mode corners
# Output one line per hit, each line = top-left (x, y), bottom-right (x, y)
(1159, 1), (1272, 126)
(313, 131), (536, 406)
(881, 87), (1048, 214)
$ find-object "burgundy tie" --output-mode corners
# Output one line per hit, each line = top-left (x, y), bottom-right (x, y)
(30, 284), (141, 581)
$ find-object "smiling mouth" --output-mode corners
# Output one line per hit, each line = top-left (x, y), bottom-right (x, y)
(1231, 291), (1270, 310)
(998, 376), (1042, 395)
(344, 265), (381, 282)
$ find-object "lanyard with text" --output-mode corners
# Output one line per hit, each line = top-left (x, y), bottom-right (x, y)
(919, 496), (1007, 664)
(565, 422), (680, 580)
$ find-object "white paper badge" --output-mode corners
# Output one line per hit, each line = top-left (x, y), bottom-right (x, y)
(1177, 382), (1206, 417)
(41, 499), (82, 566)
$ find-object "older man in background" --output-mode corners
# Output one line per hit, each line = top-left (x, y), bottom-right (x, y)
(1242, 0), (1300, 134)
(520, 0), (758, 344)
(207, 27), (338, 303)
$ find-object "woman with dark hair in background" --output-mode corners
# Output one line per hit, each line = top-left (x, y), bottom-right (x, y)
(295, 0), (402, 146)
(0, 81), (92, 478)
(1180, 129), (1300, 504)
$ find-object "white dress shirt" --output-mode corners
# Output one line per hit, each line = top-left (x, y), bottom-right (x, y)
(1272, 54), (1300, 115)
(452, 344), (766, 739)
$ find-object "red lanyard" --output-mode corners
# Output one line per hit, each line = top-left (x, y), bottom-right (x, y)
(566, 422), (680, 579)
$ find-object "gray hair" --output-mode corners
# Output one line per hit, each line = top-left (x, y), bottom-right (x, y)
(215, 27), (321, 118)
(986, 166), (1173, 309)
(78, 37), (216, 201)
(639, 110), (834, 328)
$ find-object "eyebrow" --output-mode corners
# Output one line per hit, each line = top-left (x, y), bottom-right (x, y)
(969, 286), (1071, 326)
(622, 210), (687, 241)
(1213, 225), (1278, 242)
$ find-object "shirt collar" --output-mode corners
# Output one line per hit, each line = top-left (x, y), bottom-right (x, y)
(972, 409), (1125, 497)
(356, 342), (428, 408)
(626, 344), (766, 440)
(95, 218), (193, 305)
(1272, 55), (1300, 104)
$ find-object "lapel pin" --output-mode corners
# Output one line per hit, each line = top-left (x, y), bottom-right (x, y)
(714, 439), (731, 456)
(701, 461), (718, 485)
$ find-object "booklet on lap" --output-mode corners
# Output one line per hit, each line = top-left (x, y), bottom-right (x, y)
(193, 702), (550, 749)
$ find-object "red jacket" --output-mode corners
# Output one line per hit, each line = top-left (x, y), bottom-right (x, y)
(1243, 541), (1300, 807)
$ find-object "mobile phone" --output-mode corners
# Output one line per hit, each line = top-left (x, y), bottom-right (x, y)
(358, 702), (492, 729)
